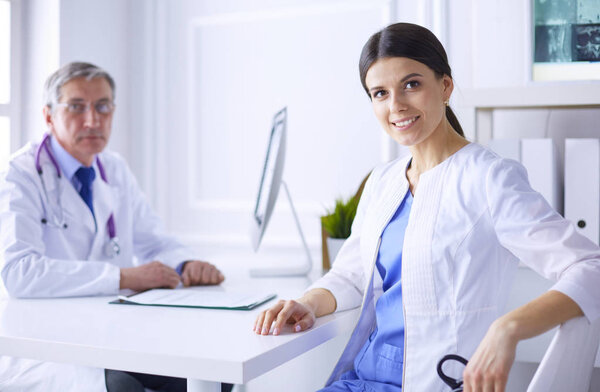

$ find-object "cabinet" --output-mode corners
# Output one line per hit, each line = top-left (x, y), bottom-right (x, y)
(460, 83), (600, 144)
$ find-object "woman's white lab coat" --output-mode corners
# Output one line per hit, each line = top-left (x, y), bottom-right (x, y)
(309, 143), (600, 391)
(0, 141), (198, 391)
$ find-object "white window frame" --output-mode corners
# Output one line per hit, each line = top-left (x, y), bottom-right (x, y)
(0, 0), (22, 158)
(10, 0), (21, 152)
(0, 0), (9, 118)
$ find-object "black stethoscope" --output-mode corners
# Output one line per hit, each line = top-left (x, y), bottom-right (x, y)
(35, 133), (121, 258)
(438, 354), (469, 391)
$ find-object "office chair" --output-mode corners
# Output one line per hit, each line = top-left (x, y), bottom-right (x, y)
(527, 316), (600, 391)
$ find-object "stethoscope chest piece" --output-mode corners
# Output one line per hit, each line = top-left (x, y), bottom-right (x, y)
(104, 237), (121, 258)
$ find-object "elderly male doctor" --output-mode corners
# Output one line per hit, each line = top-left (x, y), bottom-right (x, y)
(0, 62), (228, 392)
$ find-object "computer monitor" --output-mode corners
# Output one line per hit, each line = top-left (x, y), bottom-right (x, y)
(249, 107), (312, 277)
(250, 107), (287, 251)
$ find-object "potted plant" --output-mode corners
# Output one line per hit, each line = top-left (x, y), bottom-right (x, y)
(321, 196), (359, 268)
(320, 173), (370, 271)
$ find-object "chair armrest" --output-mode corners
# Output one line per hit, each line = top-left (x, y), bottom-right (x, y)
(528, 316), (600, 392)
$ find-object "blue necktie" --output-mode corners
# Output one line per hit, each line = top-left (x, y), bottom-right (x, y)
(75, 166), (96, 217)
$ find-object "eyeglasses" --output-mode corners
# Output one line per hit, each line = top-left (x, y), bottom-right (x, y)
(54, 100), (116, 115)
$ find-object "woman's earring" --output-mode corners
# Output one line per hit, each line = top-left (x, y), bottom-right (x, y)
(444, 99), (450, 107)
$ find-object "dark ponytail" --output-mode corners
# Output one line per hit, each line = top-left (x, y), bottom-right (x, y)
(359, 23), (464, 137)
(445, 106), (464, 138)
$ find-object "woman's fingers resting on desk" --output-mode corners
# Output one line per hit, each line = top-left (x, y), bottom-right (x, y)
(253, 300), (283, 335)
(273, 299), (316, 335)
(254, 289), (336, 336)
(254, 299), (316, 336)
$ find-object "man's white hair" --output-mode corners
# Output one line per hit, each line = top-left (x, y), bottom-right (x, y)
(44, 62), (115, 111)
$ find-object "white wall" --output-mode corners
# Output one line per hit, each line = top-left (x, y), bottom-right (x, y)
(143, 0), (393, 265)
(58, 0), (131, 161)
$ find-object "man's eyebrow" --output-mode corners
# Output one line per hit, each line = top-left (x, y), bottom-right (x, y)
(65, 97), (111, 102)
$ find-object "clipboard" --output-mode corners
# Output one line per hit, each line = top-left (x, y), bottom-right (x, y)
(109, 287), (276, 311)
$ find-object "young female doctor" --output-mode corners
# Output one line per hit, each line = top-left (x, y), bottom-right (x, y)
(253, 23), (600, 391)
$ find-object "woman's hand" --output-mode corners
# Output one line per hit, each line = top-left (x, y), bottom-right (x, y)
(462, 318), (518, 392)
(463, 291), (584, 391)
(253, 288), (337, 336)
(253, 299), (316, 336)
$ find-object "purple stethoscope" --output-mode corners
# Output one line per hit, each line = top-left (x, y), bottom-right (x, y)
(35, 133), (121, 258)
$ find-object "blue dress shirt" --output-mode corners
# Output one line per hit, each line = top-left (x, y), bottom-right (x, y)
(50, 135), (90, 194)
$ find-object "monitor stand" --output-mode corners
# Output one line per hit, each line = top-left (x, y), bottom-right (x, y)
(250, 181), (313, 277)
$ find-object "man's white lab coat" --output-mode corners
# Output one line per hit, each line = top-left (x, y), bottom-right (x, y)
(0, 140), (197, 391)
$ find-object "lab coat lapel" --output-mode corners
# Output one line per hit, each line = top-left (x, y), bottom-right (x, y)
(88, 177), (117, 259)
(39, 159), (60, 198)
(57, 171), (97, 235)
(402, 156), (451, 315)
(38, 159), (65, 227)
(378, 166), (411, 232)
(362, 157), (411, 269)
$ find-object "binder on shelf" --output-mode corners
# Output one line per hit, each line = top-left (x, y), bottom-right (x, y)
(488, 138), (521, 162)
(521, 139), (563, 215)
(564, 138), (599, 245)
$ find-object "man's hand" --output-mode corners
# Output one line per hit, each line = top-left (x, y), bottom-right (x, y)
(181, 260), (224, 287)
(120, 261), (181, 291)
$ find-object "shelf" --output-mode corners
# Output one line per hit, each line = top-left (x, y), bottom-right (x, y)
(459, 82), (600, 109)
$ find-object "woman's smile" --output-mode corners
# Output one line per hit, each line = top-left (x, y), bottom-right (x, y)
(391, 115), (420, 131)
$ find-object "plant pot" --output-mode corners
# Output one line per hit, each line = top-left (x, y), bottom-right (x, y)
(326, 237), (346, 267)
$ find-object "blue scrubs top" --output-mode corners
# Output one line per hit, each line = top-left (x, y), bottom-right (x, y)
(320, 190), (412, 392)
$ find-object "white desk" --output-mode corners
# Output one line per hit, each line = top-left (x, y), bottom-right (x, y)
(8, 259), (592, 391)
(0, 273), (359, 392)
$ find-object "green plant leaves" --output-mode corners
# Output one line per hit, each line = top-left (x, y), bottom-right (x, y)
(321, 196), (359, 239)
